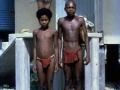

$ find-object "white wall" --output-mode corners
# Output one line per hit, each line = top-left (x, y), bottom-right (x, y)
(103, 0), (120, 44)
(15, 0), (55, 33)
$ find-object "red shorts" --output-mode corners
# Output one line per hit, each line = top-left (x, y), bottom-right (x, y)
(37, 55), (54, 68)
(63, 48), (81, 64)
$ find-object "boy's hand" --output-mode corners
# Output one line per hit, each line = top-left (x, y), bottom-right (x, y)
(54, 64), (59, 72)
(84, 55), (90, 65)
(59, 59), (63, 68)
(32, 64), (37, 73)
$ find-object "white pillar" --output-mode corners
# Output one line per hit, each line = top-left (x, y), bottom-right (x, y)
(54, 0), (66, 90)
(56, 0), (66, 29)
(85, 47), (92, 90)
(85, 37), (100, 90)
(15, 38), (30, 90)
(99, 45), (105, 90)
(91, 38), (99, 90)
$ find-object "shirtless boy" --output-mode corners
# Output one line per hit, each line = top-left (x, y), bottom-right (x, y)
(58, 0), (90, 90)
(33, 8), (58, 90)
(36, 0), (52, 9)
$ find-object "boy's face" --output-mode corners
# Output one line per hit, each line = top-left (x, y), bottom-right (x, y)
(39, 15), (50, 28)
(65, 2), (76, 16)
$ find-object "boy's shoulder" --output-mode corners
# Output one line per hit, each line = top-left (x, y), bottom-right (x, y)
(48, 28), (57, 35)
(33, 28), (39, 34)
(74, 15), (83, 20)
(78, 15), (86, 21)
(58, 17), (65, 21)
(59, 17), (64, 20)
(58, 17), (66, 25)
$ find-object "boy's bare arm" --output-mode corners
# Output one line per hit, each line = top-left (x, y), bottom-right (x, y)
(33, 30), (37, 72)
(54, 30), (58, 64)
(54, 30), (59, 72)
(58, 18), (63, 67)
(81, 17), (90, 64)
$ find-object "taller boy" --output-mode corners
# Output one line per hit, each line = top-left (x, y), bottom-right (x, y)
(58, 0), (90, 90)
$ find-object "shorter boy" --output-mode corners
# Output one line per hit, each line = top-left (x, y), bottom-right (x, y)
(36, 0), (52, 9)
(32, 8), (58, 90)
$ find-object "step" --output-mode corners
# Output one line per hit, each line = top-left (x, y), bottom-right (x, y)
(2, 42), (9, 51)
(0, 50), (3, 56)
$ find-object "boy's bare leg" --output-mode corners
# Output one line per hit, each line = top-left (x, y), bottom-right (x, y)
(74, 51), (83, 90)
(46, 58), (55, 90)
(44, 2), (52, 9)
(37, 1), (44, 9)
(37, 1), (52, 9)
(36, 60), (46, 90)
(64, 64), (72, 90)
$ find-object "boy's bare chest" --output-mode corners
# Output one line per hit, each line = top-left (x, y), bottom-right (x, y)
(62, 21), (81, 31)
(36, 31), (53, 40)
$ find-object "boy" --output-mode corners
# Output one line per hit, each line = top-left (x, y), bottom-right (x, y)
(33, 8), (58, 90)
(58, 0), (90, 90)
(36, 0), (52, 9)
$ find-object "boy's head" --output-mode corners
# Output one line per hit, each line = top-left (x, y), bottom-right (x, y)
(65, 0), (76, 7)
(65, 0), (76, 16)
(36, 8), (52, 20)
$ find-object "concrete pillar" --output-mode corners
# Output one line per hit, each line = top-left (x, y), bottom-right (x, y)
(0, 39), (2, 49)
(14, 33), (102, 90)
(15, 38), (30, 90)
(99, 45), (105, 90)
(85, 37), (100, 90)
(54, 0), (66, 90)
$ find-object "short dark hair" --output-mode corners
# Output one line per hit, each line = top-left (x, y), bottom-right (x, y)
(36, 8), (52, 20)
(65, 0), (76, 7)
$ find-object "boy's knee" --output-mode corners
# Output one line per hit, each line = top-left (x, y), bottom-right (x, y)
(47, 80), (53, 89)
(75, 78), (81, 85)
(39, 82), (45, 89)
(65, 78), (70, 86)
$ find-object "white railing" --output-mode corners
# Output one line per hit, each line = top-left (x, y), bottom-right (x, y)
(15, 33), (102, 90)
